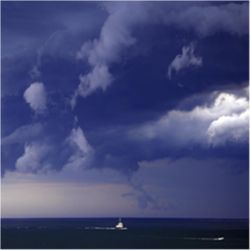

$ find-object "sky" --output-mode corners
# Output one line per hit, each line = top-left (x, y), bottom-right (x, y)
(1, 1), (249, 218)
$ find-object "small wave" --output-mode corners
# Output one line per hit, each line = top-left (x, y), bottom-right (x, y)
(183, 236), (224, 241)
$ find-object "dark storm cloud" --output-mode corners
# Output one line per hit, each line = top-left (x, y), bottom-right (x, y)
(136, 156), (249, 218)
(1, 1), (106, 96)
(73, 1), (248, 103)
(161, 2), (248, 37)
(1, 91), (77, 174)
(71, 87), (248, 186)
(1, 1), (249, 220)
(1, 1), (106, 43)
(1, 1), (249, 178)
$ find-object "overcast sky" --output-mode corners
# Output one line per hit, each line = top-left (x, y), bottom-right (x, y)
(1, 1), (249, 218)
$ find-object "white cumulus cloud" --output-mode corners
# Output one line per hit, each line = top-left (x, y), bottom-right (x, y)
(207, 109), (249, 145)
(64, 126), (94, 170)
(78, 64), (113, 98)
(130, 87), (249, 146)
(16, 142), (51, 173)
(23, 82), (47, 114)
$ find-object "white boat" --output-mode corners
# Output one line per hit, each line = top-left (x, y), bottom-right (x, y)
(115, 218), (127, 230)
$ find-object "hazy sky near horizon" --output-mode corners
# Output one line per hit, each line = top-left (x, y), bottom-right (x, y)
(1, 1), (249, 218)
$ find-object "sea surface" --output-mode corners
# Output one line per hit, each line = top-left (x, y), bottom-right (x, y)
(1, 218), (249, 249)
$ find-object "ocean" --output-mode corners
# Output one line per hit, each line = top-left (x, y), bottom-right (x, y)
(1, 218), (249, 249)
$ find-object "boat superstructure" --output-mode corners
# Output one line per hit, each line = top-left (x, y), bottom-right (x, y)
(115, 218), (127, 230)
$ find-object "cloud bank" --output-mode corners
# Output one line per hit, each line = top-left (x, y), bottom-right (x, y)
(130, 88), (249, 147)
(166, 2), (248, 37)
(135, 156), (248, 218)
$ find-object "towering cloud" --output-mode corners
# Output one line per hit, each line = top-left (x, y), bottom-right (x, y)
(23, 82), (47, 114)
(68, 127), (93, 155)
(64, 126), (94, 171)
(16, 142), (52, 173)
(73, 3), (150, 105)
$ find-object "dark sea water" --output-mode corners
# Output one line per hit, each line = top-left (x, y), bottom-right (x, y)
(1, 218), (249, 249)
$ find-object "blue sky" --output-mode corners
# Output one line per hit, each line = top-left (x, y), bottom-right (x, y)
(1, 1), (249, 218)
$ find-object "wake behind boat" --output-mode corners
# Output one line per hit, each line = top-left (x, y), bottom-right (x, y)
(84, 218), (127, 231)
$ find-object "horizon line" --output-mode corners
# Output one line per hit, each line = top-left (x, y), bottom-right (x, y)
(1, 216), (248, 220)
